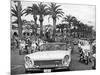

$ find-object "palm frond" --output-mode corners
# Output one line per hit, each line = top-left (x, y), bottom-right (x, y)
(37, 2), (48, 16)
(21, 9), (26, 16)
(12, 19), (18, 24)
(11, 7), (18, 17)
(11, 2), (24, 17)
(48, 3), (64, 20)
(15, 4), (18, 12)
(24, 8), (32, 16)
(24, 3), (39, 16)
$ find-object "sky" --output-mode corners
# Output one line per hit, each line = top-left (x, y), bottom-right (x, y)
(11, 1), (96, 29)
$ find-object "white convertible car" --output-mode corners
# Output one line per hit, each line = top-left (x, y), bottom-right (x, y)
(24, 43), (72, 72)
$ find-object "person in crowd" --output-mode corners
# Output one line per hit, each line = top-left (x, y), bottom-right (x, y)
(31, 40), (37, 52)
(26, 37), (32, 53)
(12, 32), (19, 49)
(11, 38), (17, 50)
(91, 53), (96, 69)
(36, 38), (43, 51)
(19, 40), (26, 54)
(91, 40), (96, 69)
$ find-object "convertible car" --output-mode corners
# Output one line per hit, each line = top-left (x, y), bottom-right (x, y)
(24, 43), (72, 73)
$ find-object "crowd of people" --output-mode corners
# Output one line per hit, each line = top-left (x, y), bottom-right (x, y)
(78, 39), (96, 69)
(11, 32), (47, 55)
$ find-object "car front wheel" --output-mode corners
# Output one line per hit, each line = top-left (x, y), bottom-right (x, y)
(25, 69), (29, 73)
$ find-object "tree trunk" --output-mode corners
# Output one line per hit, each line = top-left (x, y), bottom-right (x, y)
(33, 15), (37, 34)
(68, 22), (71, 37)
(53, 19), (56, 36)
(52, 18), (56, 41)
(33, 15), (37, 25)
(39, 15), (43, 37)
(40, 21), (43, 36)
(18, 1), (22, 39)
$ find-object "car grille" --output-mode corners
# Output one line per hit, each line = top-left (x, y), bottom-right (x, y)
(34, 60), (62, 68)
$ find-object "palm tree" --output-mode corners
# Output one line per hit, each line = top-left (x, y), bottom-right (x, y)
(24, 3), (39, 35)
(62, 15), (76, 36)
(70, 17), (80, 38)
(11, 1), (25, 38)
(37, 2), (49, 37)
(62, 15), (76, 28)
(24, 3), (38, 25)
(48, 3), (64, 36)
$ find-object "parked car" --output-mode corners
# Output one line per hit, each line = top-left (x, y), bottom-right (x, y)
(24, 43), (72, 73)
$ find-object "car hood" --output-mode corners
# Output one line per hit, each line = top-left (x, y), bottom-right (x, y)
(25, 50), (71, 61)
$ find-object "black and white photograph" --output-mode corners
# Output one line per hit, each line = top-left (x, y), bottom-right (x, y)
(11, 0), (96, 75)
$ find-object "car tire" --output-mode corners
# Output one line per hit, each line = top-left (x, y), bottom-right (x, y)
(67, 67), (71, 71)
(92, 66), (96, 70)
(67, 61), (72, 71)
(63, 66), (71, 71)
(25, 69), (30, 73)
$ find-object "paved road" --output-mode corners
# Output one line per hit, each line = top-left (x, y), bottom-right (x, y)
(11, 49), (93, 75)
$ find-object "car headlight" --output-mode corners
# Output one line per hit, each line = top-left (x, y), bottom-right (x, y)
(62, 55), (69, 66)
(25, 56), (33, 68)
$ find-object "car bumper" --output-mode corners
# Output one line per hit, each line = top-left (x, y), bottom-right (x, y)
(25, 66), (69, 72)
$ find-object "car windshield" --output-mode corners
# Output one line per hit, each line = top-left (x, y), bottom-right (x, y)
(40, 43), (67, 51)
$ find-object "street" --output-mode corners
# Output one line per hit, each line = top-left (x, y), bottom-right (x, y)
(11, 46), (93, 75)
